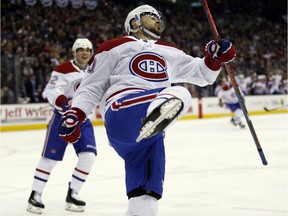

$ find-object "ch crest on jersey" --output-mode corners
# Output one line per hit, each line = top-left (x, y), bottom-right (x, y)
(129, 52), (168, 82)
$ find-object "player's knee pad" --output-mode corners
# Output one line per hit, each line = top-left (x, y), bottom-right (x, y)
(125, 195), (158, 216)
(160, 86), (192, 116)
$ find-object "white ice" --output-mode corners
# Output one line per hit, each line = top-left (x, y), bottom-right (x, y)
(0, 113), (287, 216)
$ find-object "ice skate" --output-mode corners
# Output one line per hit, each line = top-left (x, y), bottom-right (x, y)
(238, 122), (245, 128)
(65, 183), (86, 212)
(27, 191), (45, 214)
(136, 98), (183, 142)
(230, 118), (237, 126)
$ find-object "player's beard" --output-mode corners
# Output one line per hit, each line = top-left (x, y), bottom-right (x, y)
(145, 24), (162, 38)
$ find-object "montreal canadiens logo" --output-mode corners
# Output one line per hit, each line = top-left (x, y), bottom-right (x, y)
(129, 52), (168, 82)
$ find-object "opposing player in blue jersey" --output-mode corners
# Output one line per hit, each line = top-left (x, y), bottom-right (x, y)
(27, 38), (96, 214)
(58, 5), (236, 215)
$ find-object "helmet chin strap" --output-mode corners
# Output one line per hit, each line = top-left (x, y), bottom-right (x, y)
(140, 26), (160, 39)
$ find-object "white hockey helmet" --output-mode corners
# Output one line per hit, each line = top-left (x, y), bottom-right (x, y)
(72, 38), (93, 55)
(124, 5), (164, 38)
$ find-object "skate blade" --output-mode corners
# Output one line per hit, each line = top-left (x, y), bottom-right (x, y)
(27, 204), (43, 214)
(65, 203), (85, 212)
(136, 99), (182, 142)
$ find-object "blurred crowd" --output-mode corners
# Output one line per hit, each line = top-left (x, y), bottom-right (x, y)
(1, 0), (287, 104)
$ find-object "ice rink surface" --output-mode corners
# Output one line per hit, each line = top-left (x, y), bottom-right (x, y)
(1, 113), (287, 216)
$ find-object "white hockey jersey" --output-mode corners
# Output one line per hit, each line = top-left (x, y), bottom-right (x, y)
(217, 86), (241, 104)
(42, 60), (88, 109)
(71, 36), (221, 117)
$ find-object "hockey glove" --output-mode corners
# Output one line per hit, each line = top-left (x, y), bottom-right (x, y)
(55, 95), (72, 114)
(58, 107), (86, 144)
(206, 39), (236, 63)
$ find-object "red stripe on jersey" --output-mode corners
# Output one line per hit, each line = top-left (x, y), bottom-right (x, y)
(75, 167), (89, 175)
(155, 40), (179, 49)
(111, 93), (157, 110)
(96, 37), (135, 55)
(106, 87), (146, 103)
(36, 168), (50, 175)
(88, 37), (134, 65)
(54, 61), (79, 74)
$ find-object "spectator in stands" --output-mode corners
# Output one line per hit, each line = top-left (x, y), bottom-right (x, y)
(25, 74), (38, 103)
(1, 0), (287, 102)
(1, 86), (15, 104)
(251, 75), (268, 95)
(235, 74), (252, 95)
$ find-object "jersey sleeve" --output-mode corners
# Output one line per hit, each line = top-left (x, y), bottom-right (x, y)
(169, 49), (221, 87)
(42, 71), (70, 108)
(71, 49), (115, 116)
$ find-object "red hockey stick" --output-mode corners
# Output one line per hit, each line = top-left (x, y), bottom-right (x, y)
(199, 0), (268, 166)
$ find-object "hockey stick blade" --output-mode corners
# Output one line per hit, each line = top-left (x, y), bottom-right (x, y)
(263, 107), (271, 112)
(263, 105), (288, 112)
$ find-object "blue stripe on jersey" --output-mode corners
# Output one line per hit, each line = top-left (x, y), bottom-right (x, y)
(34, 176), (48, 182)
(72, 174), (85, 182)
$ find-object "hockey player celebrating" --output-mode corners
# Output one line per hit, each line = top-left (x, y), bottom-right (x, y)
(27, 38), (96, 214)
(218, 81), (245, 128)
(58, 5), (236, 215)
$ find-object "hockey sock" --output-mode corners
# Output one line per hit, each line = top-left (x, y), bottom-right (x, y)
(32, 157), (57, 193)
(233, 109), (243, 124)
(125, 195), (158, 216)
(70, 152), (95, 192)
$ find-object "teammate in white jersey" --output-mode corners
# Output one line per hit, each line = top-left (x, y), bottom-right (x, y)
(27, 38), (96, 214)
(58, 5), (236, 215)
(218, 82), (245, 128)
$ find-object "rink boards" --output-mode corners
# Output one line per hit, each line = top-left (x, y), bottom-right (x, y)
(1, 95), (287, 132)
